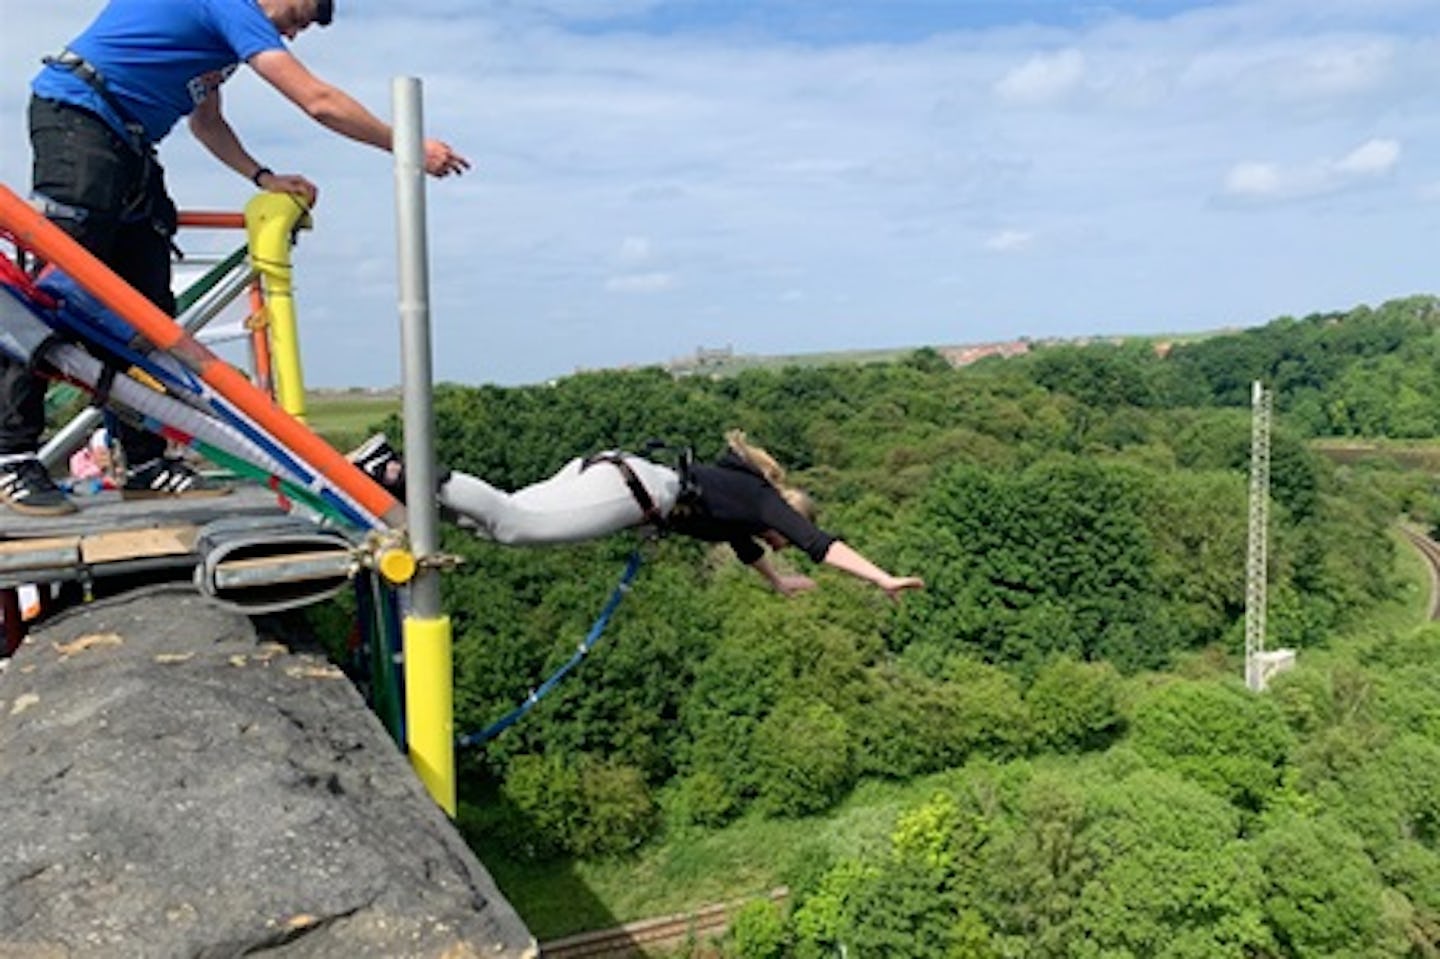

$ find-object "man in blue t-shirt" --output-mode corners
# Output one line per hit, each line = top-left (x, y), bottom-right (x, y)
(1, 0), (469, 516)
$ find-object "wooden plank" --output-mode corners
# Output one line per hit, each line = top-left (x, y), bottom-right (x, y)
(80, 526), (199, 565)
(0, 485), (285, 540)
(0, 536), (82, 558)
(0, 537), (82, 573)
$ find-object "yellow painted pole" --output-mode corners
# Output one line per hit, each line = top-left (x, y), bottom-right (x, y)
(244, 193), (310, 421)
(403, 614), (455, 815)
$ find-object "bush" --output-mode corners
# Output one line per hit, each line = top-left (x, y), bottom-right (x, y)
(751, 699), (853, 817)
(1131, 680), (1294, 811)
(728, 898), (788, 959)
(569, 760), (658, 857)
(498, 753), (657, 858)
(1025, 656), (1126, 752)
(666, 769), (739, 829)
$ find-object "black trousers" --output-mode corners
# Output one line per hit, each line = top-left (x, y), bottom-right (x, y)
(0, 96), (172, 464)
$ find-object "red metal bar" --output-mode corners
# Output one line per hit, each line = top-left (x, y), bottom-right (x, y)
(247, 280), (275, 395)
(177, 211), (246, 230)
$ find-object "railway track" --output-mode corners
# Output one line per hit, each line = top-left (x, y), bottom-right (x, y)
(1399, 524), (1440, 621)
(540, 887), (788, 959)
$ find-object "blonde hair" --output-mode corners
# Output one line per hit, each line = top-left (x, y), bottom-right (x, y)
(725, 429), (817, 521)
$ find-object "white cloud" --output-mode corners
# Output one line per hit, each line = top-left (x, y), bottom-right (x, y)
(605, 272), (675, 293)
(617, 235), (653, 263)
(984, 230), (1034, 253)
(994, 50), (1086, 106)
(1221, 137), (1401, 201)
(1334, 137), (1400, 175)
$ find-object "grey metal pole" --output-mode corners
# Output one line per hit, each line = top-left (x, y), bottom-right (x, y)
(393, 76), (441, 618)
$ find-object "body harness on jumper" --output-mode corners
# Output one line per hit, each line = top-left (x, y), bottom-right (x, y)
(457, 447), (694, 747)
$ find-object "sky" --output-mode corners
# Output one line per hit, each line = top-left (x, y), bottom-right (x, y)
(2, 0), (1440, 387)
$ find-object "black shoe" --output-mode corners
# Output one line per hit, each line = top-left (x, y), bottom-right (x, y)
(348, 433), (405, 496)
(121, 457), (232, 500)
(0, 456), (78, 516)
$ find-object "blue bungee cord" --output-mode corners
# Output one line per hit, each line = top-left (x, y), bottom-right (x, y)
(457, 548), (644, 747)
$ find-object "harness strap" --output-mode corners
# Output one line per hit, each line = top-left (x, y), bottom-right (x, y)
(42, 50), (148, 154)
(91, 363), (118, 409)
(581, 452), (666, 527)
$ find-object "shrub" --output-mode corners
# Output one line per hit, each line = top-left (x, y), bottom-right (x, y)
(751, 699), (852, 817)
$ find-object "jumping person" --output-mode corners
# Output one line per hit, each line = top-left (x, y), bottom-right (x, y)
(1, 0), (470, 516)
(350, 431), (925, 599)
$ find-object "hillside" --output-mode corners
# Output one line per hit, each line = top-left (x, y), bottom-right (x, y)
(299, 293), (1440, 955)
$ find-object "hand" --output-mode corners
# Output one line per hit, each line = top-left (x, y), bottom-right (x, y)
(424, 139), (471, 178)
(257, 171), (319, 207)
(774, 574), (817, 597)
(878, 575), (925, 601)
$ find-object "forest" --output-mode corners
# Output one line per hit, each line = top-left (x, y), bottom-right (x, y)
(348, 294), (1440, 957)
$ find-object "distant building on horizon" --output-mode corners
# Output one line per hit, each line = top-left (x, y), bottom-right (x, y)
(938, 340), (1031, 367)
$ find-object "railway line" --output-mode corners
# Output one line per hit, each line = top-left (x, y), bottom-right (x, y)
(1399, 524), (1440, 621)
(540, 888), (788, 959)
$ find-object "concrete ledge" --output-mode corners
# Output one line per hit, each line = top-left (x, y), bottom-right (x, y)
(0, 586), (535, 958)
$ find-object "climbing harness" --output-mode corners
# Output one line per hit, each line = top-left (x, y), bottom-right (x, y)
(457, 547), (645, 747)
(581, 452), (665, 527)
(41, 50), (148, 154)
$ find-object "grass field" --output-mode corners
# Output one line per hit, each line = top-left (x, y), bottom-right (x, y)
(303, 390), (400, 450)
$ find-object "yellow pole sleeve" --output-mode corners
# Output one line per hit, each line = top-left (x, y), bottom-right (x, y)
(244, 193), (310, 421)
(403, 614), (456, 815)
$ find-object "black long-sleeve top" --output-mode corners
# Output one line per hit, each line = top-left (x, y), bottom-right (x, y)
(665, 450), (837, 565)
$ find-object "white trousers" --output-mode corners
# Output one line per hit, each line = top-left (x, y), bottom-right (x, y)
(437, 454), (680, 546)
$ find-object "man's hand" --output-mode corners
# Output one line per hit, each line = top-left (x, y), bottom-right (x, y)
(256, 170), (319, 206)
(424, 139), (470, 178)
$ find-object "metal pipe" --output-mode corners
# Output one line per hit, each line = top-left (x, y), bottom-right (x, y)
(394, 76), (454, 816)
(394, 78), (441, 617)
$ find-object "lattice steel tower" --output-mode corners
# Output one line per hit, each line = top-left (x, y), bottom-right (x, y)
(1244, 381), (1272, 692)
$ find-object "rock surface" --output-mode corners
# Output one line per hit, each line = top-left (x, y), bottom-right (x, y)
(0, 587), (536, 958)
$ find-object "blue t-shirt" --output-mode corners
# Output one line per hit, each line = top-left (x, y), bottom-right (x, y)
(31, 0), (284, 144)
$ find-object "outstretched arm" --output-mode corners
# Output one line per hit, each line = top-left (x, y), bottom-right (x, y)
(748, 553), (817, 597)
(248, 48), (469, 177)
(820, 541), (924, 599)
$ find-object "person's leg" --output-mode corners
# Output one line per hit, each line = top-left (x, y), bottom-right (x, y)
(0, 356), (74, 514)
(106, 165), (225, 497)
(30, 103), (225, 498)
(0, 358), (47, 456)
(440, 455), (680, 545)
(1, 97), (136, 515)
(106, 213), (172, 469)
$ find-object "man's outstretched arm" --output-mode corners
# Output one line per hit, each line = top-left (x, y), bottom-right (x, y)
(248, 48), (470, 177)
